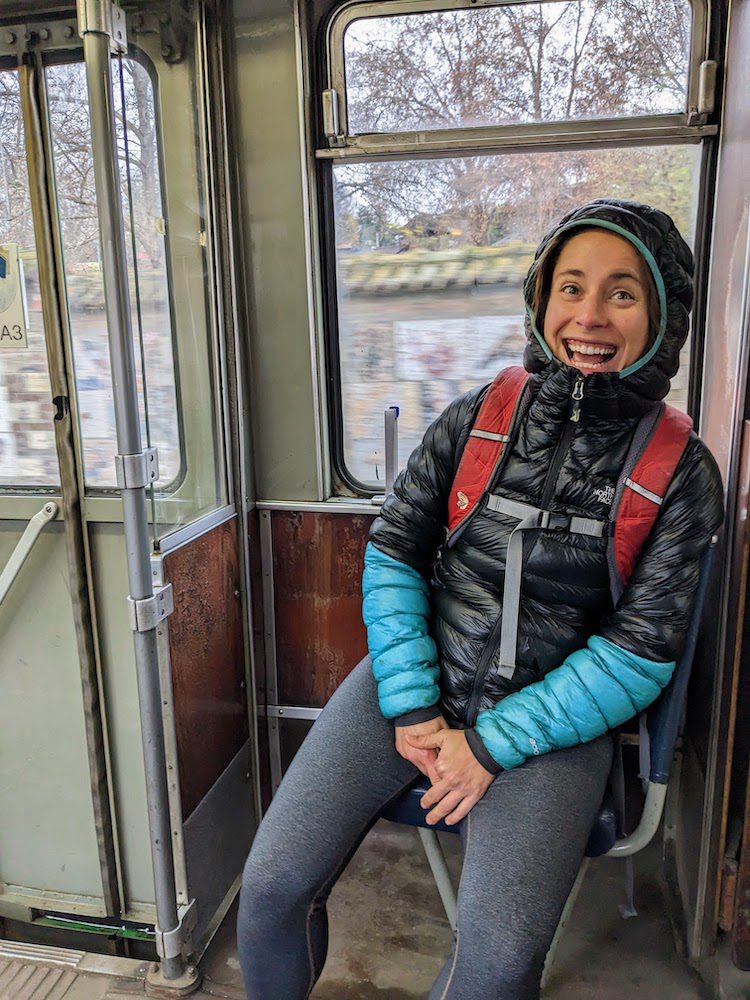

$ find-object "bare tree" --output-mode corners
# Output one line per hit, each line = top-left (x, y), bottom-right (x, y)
(339, 1), (692, 247)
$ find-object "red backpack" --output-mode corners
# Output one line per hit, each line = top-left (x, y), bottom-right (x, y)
(446, 366), (693, 677)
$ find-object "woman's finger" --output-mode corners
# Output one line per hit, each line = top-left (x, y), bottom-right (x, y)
(426, 790), (463, 826)
(420, 778), (451, 809)
(444, 794), (480, 826)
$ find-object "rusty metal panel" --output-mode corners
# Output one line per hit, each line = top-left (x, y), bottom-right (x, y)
(247, 509), (267, 706)
(271, 511), (374, 706)
(163, 518), (248, 820)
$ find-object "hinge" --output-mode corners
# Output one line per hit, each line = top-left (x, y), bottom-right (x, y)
(78, 0), (128, 53)
(698, 60), (718, 115)
(688, 60), (718, 124)
(322, 89), (346, 148)
(127, 584), (174, 632)
(150, 551), (166, 589)
(114, 447), (159, 489)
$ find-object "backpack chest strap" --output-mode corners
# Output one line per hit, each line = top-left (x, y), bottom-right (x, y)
(487, 495), (606, 678)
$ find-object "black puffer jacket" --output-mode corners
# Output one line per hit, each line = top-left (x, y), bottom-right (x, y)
(367, 201), (724, 766)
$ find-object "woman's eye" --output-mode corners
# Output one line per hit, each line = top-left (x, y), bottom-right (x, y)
(612, 289), (635, 301)
(560, 283), (579, 295)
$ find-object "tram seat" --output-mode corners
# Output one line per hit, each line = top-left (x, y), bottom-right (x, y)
(380, 539), (717, 936)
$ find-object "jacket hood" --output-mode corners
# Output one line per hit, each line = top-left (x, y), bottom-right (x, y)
(522, 199), (693, 406)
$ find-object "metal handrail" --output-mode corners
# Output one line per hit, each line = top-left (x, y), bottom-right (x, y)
(0, 501), (58, 606)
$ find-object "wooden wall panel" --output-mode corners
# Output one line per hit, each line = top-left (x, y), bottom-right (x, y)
(272, 512), (375, 706)
(164, 518), (248, 820)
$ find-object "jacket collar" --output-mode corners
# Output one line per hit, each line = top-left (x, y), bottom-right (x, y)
(525, 357), (659, 421)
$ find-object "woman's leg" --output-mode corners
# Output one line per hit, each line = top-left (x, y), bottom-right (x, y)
(429, 733), (613, 1000)
(237, 657), (418, 1000)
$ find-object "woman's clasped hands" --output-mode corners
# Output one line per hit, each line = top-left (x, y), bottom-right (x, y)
(395, 716), (495, 826)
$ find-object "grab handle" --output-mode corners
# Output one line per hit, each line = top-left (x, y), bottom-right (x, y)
(0, 501), (58, 606)
(372, 406), (400, 504)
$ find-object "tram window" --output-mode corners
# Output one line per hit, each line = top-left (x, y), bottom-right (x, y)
(333, 144), (699, 487)
(342, 1), (693, 135)
(46, 60), (181, 492)
(0, 71), (59, 489)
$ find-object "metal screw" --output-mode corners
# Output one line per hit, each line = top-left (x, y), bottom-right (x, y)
(161, 44), (173, 59)
(63, 24), (75, 39)
(39, 28), (50, 40)
(5, 32), (15, 44)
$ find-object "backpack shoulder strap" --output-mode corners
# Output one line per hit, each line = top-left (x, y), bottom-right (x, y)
(448, 366), (530, 537)
(608, 402), (693, 603)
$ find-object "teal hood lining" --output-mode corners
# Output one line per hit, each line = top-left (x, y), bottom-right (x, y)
(527, 217), (668, 380)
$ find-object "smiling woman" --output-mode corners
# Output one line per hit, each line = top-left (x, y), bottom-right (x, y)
(238, 199), (724, 1000)
(538, 229), (652, 375)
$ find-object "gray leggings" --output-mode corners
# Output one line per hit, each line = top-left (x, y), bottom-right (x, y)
(237, 659), (612, 999)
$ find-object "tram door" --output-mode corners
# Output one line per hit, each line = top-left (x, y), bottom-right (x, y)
(0, 6), (255, 948)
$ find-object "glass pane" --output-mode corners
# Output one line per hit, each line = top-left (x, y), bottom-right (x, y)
(47, 36), (227, 533)
(344, 0), (692, 134)
(334, 144), (699, 486)
(0, 71), (59, 488)
(46, 60), (181, 492)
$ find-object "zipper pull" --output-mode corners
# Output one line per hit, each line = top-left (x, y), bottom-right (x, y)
(571, 375), (584, 423)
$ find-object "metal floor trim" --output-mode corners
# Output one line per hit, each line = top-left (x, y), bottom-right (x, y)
(0, 941), (146, 980)
(0, 941), (84, 967)
(0, 959), (78, 999)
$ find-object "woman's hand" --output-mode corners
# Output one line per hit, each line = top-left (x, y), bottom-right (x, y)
(406, 730), (495, 826)
(395, 715), (449, 783)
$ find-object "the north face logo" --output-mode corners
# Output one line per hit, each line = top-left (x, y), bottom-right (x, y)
(593, 485), (615, 506)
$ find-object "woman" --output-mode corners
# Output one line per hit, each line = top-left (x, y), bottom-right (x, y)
(238, 200), (724, 999)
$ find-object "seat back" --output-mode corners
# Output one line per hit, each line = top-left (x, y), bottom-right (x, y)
(645, 539), (717, 785)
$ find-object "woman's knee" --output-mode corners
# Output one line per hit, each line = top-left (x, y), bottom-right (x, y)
(239, 830), (310, 931)
(441, 937), (545, 1000)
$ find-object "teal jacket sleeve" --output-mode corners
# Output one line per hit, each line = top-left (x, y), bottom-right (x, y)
(362, 542), (441, 720)
(363, 387), (486, 723)
(472, 636), (674, 769)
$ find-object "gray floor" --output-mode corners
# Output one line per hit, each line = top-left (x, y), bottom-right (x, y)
(0, 820), (729, 999)
(197, 819), (709, 1000)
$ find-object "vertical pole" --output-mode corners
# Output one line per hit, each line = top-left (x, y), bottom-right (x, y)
(384, 405), (399, 495)
(76, 2), (189, 986)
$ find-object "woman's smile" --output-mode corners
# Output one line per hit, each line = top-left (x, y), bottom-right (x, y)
(543, 230), (652, 376)
(563, 338), (618, 370)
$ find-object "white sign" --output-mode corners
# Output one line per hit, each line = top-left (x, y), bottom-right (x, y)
(0, 244), (29, 350)
(394, 314), (527, 381)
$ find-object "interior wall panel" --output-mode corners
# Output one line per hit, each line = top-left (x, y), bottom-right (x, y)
(272, 511), (374, 706)
(164, 518), (248, 820)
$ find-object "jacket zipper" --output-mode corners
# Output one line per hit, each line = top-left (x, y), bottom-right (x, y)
(465, 373), (585, 725)
(539, 373), (584, 507)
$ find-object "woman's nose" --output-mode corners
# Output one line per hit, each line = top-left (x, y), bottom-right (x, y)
(576, 296), (607, 329)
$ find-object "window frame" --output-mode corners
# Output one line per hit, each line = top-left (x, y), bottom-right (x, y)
(324, 0), (710, 153)
(316, 0), (717, 496)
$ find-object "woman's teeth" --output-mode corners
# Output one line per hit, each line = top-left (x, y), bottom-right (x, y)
(566, 340), (617, 356)
(564, 340), (617, 370)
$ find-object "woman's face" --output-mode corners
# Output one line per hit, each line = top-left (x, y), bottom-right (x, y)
(542, 230), (651, 376)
